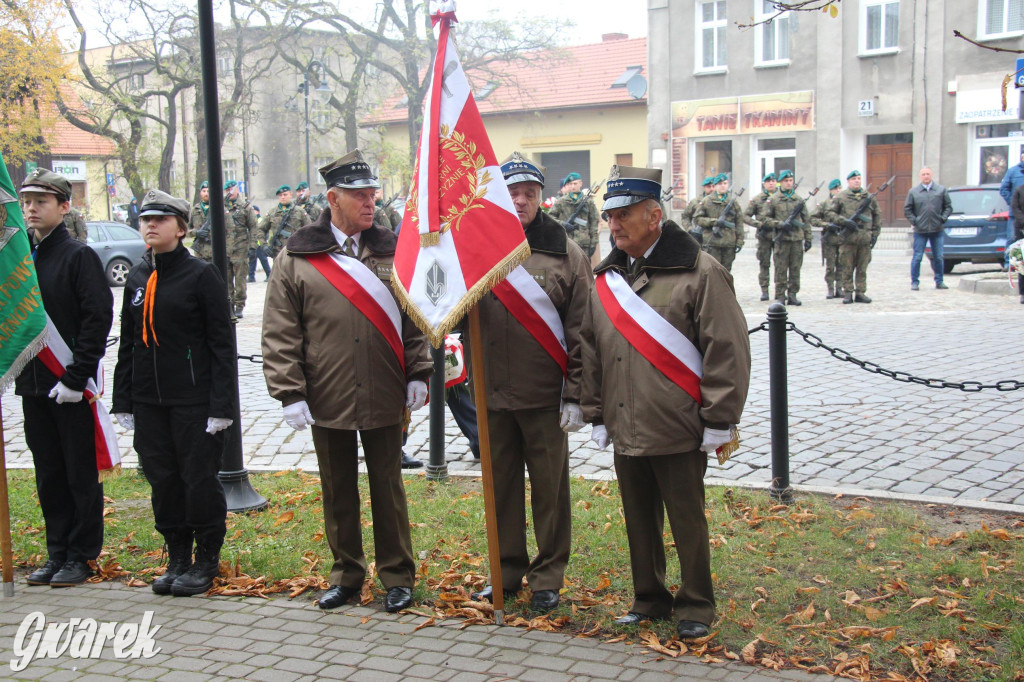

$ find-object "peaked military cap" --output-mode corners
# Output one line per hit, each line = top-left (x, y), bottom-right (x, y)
(224, 180), (238, 190)
(139, 189), (191, 221)
(847, 170), (861, 180)
(276, 184), (292, 195)
(829, 178), (841, 190)
(296, 181), (309, 191)
(602, 165), (661, 211)
(777, 169), (794, 181)
(199, 180), (209, 190)
(702, 176), (714, 187)
(500, 152), (545, 186)
(762, 172), (777, 183)
(20, 169), (72, 202)
(319, 150), (380, 190)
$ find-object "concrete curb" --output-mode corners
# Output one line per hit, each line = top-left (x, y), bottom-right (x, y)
(958, 272), (1020, 296)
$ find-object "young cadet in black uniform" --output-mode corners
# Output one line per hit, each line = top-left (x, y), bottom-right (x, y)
(112, 190), (236, 596)
(17, 169), (113, 588)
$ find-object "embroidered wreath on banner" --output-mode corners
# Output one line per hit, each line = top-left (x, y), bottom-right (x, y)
(438, 123), (490, 234)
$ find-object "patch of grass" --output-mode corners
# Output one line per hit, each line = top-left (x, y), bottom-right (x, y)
(3, 469), (1022, 679)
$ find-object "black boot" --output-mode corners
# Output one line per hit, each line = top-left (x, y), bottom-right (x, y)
(759, 290), (769, 301)
(152, 537), (193, 595)
(826, 285), (837, 299)
(171, 544), (220, 596)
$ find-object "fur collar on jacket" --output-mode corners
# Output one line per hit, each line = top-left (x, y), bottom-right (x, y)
(594, 221), (701, 276)
(285, 206), (397, 256)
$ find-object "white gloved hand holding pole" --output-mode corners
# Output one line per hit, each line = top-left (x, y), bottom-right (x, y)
(283, 400), (315, 430)
(406, 380), (428, 411)
(112, 413), (134, 431)
(700, 427), (733, 453)
(559, 402), (584, 433)
(590, 424), (610, 450)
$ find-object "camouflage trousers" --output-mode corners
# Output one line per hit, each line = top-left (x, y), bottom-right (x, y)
(706, 246), (737, 272)
(192, 239), (212, 262)
(756, 237), (773, 291)
(227, 257), (247, 310)
(822, 239), (841, 290)
(773, 241), (804, 298)
(839, 240), (873, 295)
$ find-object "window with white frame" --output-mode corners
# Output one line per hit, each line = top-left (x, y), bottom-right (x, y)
(980, 0), (1024, 38)
(861, 0), (899, 54)
(314, 157), (333, 186)
(696, 1), (727, 71)
(223, 159), (238, 182)
(755, 0), (790, 65)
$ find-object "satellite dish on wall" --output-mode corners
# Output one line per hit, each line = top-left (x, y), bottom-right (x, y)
(627, 74), (648, 100)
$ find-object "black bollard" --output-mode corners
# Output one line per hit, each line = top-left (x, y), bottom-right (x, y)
(199, 0), (266, 512)
(767, 302), (793, 503)
(426, 345), (448, 481)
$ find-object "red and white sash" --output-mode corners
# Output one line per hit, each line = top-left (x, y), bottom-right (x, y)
(307, 252), (406, 375)
(35, 317), (122, 480)
(491, 266), (568, 376)
(594, 270), (703, 404)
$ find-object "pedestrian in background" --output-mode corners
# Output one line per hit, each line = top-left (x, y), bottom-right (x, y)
(904, 167), (952, 291)
(128, 196), (140, 231)
(999, 150), (1024, 271)
(112, 190), (235, 597)
(1012, 183), (1024, 304)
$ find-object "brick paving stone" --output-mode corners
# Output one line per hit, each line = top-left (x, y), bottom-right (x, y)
(402, 664), (459, 680)
(275, 657), (329, 675)
(360, 655), (414, 674)
(347, 669), (405, 682)
(569, 659), (625, 678)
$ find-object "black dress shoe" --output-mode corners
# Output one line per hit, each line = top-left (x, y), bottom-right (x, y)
(677, 620), (710, 639)
(471, 585), (517, 603)
(401, 451), (423, 469)
(384, 586), (412, 613)
(49, 561), (93, 587)
(614, 611), (660, 625)
(318, 585), (359, 609)
(530, 589), (559, 612)
(26, 559), (64, 586)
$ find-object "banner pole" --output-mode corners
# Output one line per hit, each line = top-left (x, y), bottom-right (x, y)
(0, 401), (15, 597)
(467, 306), (503, 624)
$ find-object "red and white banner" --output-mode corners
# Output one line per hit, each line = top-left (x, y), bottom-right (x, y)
(35, 317), (121, 480)
(307, 252), (405, 374)
(392, 4), (529, 347)
(492, 268), (567, 376)
(594, 270), (703, 404)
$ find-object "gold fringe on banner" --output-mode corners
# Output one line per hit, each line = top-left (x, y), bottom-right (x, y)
(98, 463), (122, 483)
(419, 232), (441, 247)
(716, 427), (740, 466)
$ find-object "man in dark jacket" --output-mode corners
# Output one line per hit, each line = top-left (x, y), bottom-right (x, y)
(904, 167), (952, 290)
(16, 169), (113, 588)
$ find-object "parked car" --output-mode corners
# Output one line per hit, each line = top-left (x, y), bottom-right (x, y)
(111, 203), (130, 224)
(934, 184), (1009, 273)
(86, 221), (148, 286)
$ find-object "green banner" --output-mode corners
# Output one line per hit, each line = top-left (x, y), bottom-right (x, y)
(0, 152), (47, 394)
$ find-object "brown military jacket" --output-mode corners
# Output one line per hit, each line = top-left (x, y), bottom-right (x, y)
(693, 192), (745, 247)
(261, 210), (432, 430)
(581, 221), (751, 456)
(472, 209), (593, 411)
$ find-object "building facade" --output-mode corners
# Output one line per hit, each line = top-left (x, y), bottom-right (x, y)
(647, 0), (1024, 226)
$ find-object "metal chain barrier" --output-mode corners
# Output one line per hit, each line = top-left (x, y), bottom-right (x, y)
(238, 354), (263, 364)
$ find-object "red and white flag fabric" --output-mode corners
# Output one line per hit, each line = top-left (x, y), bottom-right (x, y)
(392, 1), (530, 346)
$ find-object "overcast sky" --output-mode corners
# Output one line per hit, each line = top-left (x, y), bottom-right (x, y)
(454, 0), (648, 45)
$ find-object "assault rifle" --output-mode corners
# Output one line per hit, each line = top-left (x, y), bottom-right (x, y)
(267, 203), (301, 258)
(839, 175), (895, 239)
(773, 179), (824, 245)
(712, 186), (746, 238)
(660, 179), (684, 204)
(561, 178), (604, 234)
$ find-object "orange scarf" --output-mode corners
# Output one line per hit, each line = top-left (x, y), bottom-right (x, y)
(142, 270), (159, 347)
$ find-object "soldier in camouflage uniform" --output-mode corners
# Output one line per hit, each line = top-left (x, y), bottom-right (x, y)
(188, 181), (212, 261)
(744, 173), (777, 301)
(223, 180), (257, 317)
(63, 208), (88, 243)
(295, 182), (322, 223)
(680, 176), (714, 236)
(810, 179), (842, 299)
(827, 170), (881, 304)
(549, 172), (600, 258)
(692, 173), (744, 272)
(373, 188), (402, 231)
(260, 185), (310, 260)
(760, 170), (811, 305)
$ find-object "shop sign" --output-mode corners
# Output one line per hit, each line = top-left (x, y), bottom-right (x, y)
(51, 160), (87, 182)
(955, 88), (1020, 123)
(671, 91), (814, 138)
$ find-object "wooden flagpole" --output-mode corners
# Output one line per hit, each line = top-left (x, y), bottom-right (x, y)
(0, 400), (15, 597)
(467, 306), (504, 624)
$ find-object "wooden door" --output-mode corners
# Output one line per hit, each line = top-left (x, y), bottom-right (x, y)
(866, 143), (912, 226)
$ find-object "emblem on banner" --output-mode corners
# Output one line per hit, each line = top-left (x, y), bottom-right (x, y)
(438, 124), (490, 236)
(426, 260), (448, 305)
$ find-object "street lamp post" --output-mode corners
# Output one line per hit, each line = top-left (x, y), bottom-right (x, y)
(299, 59), (332, 189)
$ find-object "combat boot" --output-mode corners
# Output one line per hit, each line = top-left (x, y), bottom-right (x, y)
(171, 544), (221, 596)
(152, 536), (193, 595)
(854, 293), (872, 304)
(760, 289), (769, 301)
(787, 295), (802, 306)
(826, 285), (837, 299)
(842, 292), (854, 304)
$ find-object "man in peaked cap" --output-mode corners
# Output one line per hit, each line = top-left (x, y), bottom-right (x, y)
(809, 179), (843, 299)
(261, 149), (432, 614)
(581, 164), (750, 640)
(468, 151), (592, 613)
(744, 172), (778, 301)
(692, 173), (745, 271)
(827, 170), (881, 303)
(17, 168), (114, 588)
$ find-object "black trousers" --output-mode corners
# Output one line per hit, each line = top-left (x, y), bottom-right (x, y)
(133, 403), (227, 551)
(446, 386), (479, 457)
(248, 246), (271, 279)
(22, 396), (104, 563)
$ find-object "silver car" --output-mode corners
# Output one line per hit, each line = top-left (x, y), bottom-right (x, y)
(86, 221), (148, 286)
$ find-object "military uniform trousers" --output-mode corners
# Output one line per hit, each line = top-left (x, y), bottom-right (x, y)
(706, 246), (737, 272)
(839, 233), (873, 295)
(773, 241), (804, 299)
(486, 407), (571, 593)
(226, 257), (247, 310)
(23, 396), (105, 563)
(756, 237), (773, 292)
(133, 403), (227, 551)
(311, 424), (415, 590)
(191, 239), (212, 262)
(822, 237), (841, 293)
(614, 450), (714, 625)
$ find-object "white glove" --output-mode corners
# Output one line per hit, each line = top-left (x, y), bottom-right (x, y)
(406, 380), (428, 411)
(206, 417), (233, 435)
(283, 400), (315, 430)
(48, 382), (84, 404)
(113, 413), (134, 430)
(590, 424), (610, 450)
(700, 427), (734, 453)
(559, 402), (584, 433)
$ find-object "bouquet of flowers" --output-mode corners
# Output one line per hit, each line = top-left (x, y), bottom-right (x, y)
(1008, 238), (1024, 278)
(540, 196), (557, 213)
